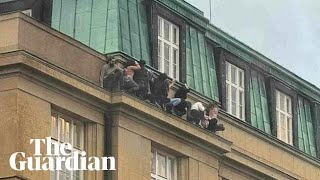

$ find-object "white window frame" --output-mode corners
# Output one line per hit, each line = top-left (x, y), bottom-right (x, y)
(276, 90), (293, 145)
(51, 112), (84, 180)
(151, 148), (177, 180)
(225, 62), (245, 120)
(158, 16), (179, 80)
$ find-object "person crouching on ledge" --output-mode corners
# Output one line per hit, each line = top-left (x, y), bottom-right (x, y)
(204, 102), (225, 133)
(123, 60), (141, 94)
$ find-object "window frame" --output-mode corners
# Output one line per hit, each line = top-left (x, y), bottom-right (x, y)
(275, 90), (293, 144)
(214, 47), (251, 122)
(225, 61), (245, 120)
(51, 111), (85, 180)
(149, 2), (186, 82)
(157, 16), (180, 80)
(266, 77), (298, 146)
(151, 148), (177, 180)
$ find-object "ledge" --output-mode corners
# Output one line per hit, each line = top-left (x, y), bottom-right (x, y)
(109, 91), (233, 156)
(219, 110), (320, 167)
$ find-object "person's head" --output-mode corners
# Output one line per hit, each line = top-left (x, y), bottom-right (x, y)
(139, 60), (146, 67)
(125, 60), (136, 68)
(206, 102), (219, 114)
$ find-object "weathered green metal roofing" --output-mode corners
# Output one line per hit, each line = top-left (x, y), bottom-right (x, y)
(51, 0), (151, 64)
(298, 97), (317, 157)
(250, 70), (271, 134)
(186, 24), (219, 101)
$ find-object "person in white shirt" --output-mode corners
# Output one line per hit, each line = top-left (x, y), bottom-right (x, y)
(187, 102), (225, 132)
(187, 102), (209, 127)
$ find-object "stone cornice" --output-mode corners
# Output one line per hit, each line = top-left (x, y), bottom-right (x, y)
(0, 50), (112, 110)
(109, 92), (232, 157)
(223, 148), (301, 180)
(218, 110), (320, 167)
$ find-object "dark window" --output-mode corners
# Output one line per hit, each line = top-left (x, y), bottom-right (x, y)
(0, 0), (52, 25)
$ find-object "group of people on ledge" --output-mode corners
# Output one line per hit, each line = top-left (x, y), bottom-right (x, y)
(100, 59), (225, 133)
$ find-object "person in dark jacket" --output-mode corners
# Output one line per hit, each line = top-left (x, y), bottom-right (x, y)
(150, 73), (171, 108)
(133, 60), (152, 99)
(172, 84), (191, 117)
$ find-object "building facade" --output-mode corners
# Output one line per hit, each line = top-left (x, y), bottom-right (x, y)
(0, 0), (320, 180)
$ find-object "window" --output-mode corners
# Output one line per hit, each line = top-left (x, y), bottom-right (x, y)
(225, 62), (245, 120)
(51, 112), (84, 180)
(151, 148), (177, 180)
(276, 90), (293, 144)
(158, 16), (179, 80)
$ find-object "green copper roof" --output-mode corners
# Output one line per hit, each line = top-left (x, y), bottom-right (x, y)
(250, 70), (271, 134)
(186, 24), (219, 101)
(51, 0), (320, 103)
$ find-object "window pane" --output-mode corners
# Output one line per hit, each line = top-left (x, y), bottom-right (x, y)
(164, 21), (170, 40)
(281, 127), (286, 140)
(239, 70), (243, 88)
(151, 150), (156, 174)
(164, 44), (170, 60)
(286, 98), (291, 114)
(280, 93), (285, 111)
(287, 116), (292, 143)
(173, 65), (177, 79)
(168, 158), (172, 179)
(231, 66), (236, 84)
(158, 40), (162, 70)
(158, 17), (162, 37)
(239, 91), (243, 106)
(173, 27), (177, 44)
(231, 86), (237, 103)
(226, 63), (229, 81)
(173, 48), (178, 79)
(60, 118), (65, 142)
(51, 116), (57, 139)
(157, 154), (166, 177)
(74, 123), (82, 149)
(226, 84), (229, 111)
(164, 60), (170, 74)
(280, 113), (285, 126)
(158, 40), (162, 58)
(173, 48), (177, 64)
(164, 44), (170, 74)
(65, 121), (70, 143)
(231, 86), (237, 116)
(168, 157), (175, 180)
(232, 102), (237, 116)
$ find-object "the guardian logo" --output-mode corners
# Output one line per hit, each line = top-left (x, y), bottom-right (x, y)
(9, 137), (116, 171)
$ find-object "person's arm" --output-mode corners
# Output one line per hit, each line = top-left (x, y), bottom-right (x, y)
(127, 61), (141, 71)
